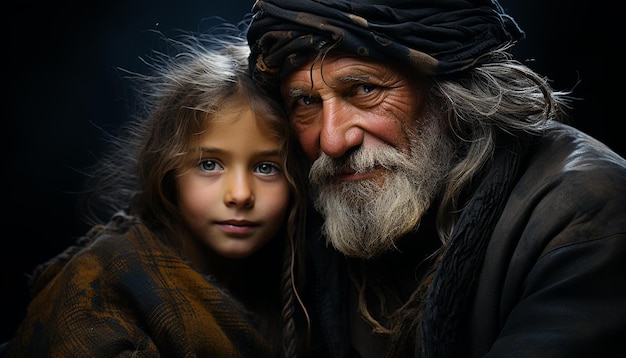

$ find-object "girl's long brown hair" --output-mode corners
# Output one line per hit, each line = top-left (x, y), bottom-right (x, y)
(77, 19), (310, 357)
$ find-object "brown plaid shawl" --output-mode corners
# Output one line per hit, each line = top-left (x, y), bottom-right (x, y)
(7, 218), (272, 357)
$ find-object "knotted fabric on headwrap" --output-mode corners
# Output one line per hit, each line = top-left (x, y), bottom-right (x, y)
(247, 0), (524, 86)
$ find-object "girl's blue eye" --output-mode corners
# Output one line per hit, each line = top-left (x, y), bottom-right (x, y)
(257, 163), (279, 175)
(199, 160), (222, 172)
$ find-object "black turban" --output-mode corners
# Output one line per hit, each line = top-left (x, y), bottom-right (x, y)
(247, 0), (524, 87)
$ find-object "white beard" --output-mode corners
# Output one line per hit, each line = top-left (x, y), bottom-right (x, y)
(309, 118), (454, 259)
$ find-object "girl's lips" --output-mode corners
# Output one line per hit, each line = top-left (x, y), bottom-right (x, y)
(216, 220), (258, 235)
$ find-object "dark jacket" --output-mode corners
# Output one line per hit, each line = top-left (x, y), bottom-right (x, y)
(307, 122), (626, 358)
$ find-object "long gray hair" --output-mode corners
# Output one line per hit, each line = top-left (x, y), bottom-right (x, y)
(364, 46), (573, 357)
(433, 47), (571, 243)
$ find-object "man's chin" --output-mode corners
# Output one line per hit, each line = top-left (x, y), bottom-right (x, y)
(317, 192), (424, 259)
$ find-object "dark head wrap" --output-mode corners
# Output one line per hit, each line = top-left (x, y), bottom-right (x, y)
(247, 0), (524, 87)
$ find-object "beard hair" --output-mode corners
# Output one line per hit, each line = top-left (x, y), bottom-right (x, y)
(309, 117), (455, 259)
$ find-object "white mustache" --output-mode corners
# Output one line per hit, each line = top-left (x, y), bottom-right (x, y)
(309, 146), (415, 185)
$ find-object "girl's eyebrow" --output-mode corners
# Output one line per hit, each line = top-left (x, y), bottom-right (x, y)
(200, 147), (282, 158)
(199, 147), (223, 154)
(255, 149), (282, 158)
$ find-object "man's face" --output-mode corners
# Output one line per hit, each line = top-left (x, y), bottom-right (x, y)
(281, 55), (454, 259)
(280, 55), (423, 162)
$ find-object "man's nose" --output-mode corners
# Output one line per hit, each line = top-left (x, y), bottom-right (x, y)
(319, 101), (364, 158)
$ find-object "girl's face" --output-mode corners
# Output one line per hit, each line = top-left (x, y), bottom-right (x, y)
(176, 100), (290, 262)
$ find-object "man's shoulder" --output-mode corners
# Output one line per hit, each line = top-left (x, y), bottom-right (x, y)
(506, 121), (626, 244)
(523, 121), (626, 183)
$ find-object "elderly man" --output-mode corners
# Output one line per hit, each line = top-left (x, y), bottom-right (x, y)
(247, 0), (626, 357)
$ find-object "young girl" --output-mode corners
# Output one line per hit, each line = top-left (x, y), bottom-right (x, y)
(4, 24), (310, 357)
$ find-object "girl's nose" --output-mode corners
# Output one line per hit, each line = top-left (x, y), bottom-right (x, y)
(224, 173), (254, 208)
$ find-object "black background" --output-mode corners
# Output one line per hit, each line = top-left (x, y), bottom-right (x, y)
(2, 1), (623, 342)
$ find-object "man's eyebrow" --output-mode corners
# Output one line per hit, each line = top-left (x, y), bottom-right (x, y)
(287, 88), (307, 98)
(285, 74), (371, 98)
(338, 74), (370, 83)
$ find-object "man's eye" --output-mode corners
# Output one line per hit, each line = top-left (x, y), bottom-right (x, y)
(355, 83), (377, 95)
(199, 160), (222, 172)
(298, 95), (319, 106)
